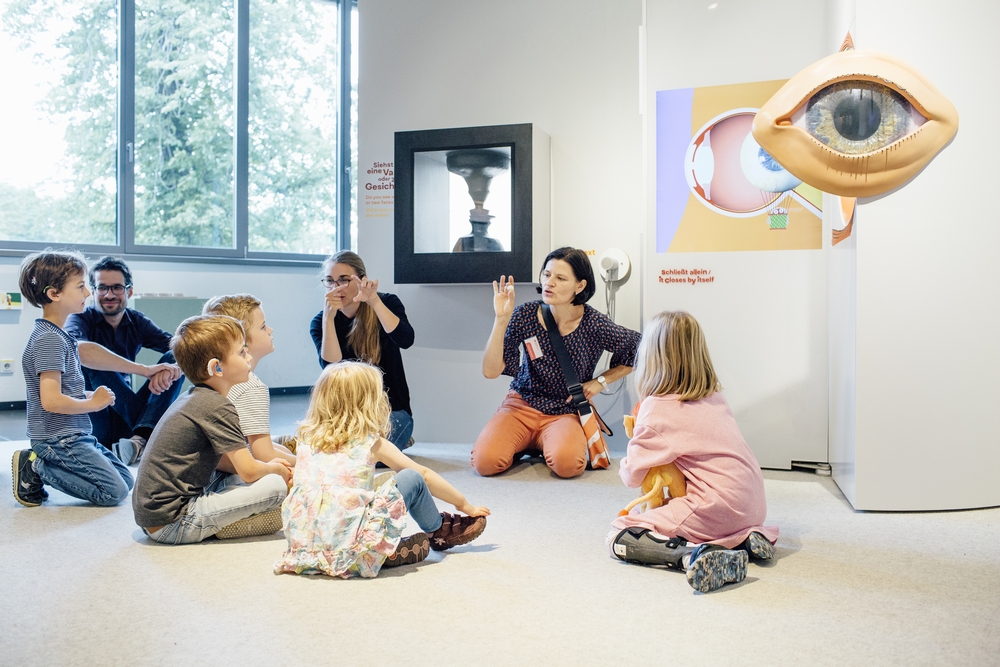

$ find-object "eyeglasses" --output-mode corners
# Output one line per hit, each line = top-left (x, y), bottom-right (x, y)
(95, 284), (129, 295)
(320, 277), (353, 288)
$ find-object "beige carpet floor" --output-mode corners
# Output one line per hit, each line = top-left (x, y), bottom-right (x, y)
(2, 439), (999, 666)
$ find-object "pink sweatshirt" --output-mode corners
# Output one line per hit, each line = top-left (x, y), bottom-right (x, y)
(612, 392), (778, 549)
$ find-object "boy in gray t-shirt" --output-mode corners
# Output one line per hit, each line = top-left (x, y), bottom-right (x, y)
(132, 314), (291, 544)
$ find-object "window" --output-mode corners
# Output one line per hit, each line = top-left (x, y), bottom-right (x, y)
(0, 0), (357, 261)
(0, 0), (118, 246)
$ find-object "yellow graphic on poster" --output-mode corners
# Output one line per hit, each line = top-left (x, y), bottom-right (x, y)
(656, 80), (823, 253)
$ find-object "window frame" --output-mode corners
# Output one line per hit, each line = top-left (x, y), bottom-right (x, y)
(0, 0), (355, 265)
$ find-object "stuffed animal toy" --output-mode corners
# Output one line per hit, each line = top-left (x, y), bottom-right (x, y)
(618, 410), (686, 517)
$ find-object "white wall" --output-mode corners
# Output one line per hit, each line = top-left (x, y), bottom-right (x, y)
(833, 0), (1000, 509)
(0, 256), (325, 404)
(358, 0), (831, 463)
(358, 0), (647, 447)
(642, 0), (829, 468)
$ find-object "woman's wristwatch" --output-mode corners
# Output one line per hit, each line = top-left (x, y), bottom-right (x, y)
(597, 375), (609, 392)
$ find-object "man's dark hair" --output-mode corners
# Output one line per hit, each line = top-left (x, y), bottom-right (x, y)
(88, 256), (133, 289)
(537, 246), (596, 305)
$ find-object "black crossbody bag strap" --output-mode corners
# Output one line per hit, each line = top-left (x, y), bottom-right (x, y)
(540, 304), (593, 418)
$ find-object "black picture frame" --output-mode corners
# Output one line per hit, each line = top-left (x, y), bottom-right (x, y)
(394, 123), (535, 284)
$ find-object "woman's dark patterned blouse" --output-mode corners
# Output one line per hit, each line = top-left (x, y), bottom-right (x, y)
(503, 300), (640, 416)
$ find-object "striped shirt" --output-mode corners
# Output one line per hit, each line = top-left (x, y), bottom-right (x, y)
(23, 319), (92, 440)
(227, 371), (271, 438)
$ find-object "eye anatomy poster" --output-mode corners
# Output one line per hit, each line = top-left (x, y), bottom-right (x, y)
(656, 80), (823, 253)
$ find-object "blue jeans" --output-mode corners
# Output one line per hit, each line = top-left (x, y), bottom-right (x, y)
(30, 433), (134, 506)
(393, 468), (442, 533)
(83, 351), (184, 446)
(388, 410), (414, 451)
(144, 472), (287, 544)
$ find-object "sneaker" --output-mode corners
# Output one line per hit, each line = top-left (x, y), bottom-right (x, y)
(742, 531), (775, 561)
(686, 545), (748, 593)
(12, 449), (46, 507)
(215, 507), (283, 540)
(611, 527), (690, 569)
(429, 512), (487, 551)
(113, 435), (146, 466)
(383, 532), (430, 568)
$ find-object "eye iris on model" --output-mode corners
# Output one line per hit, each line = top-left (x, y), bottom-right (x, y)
(757, 148), (784, 172)
(833, 93), (882, 141)
(805, 81), (914, 155)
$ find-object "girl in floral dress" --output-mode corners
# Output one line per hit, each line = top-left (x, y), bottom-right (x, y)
(274, 362), (490, 578)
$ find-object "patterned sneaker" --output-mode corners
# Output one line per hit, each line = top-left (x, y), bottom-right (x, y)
(686, 545), (748, 593)
(383, 532), (430, 568)
(215, 508), (283, 539)
(742, 531), (775, 561)
(12, 449), (46, 507)
(429, 512), (487, 551)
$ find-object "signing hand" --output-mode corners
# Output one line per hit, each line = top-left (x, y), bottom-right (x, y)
(492, 275), (515, 318)
(351, 275), (379, 304)
(324, 288), (346, 315)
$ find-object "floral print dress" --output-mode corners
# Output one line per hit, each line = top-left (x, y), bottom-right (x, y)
(274, 435), (407, 578)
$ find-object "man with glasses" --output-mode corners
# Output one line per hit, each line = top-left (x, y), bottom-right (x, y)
(66, 256), (184, 465)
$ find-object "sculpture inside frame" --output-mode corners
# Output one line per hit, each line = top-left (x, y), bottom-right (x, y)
(395, 123), (547, 284)
(413, 146), (512, 254)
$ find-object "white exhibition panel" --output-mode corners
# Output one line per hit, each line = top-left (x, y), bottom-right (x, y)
(642, 0), (829, 468)
(828, 0), (1000, 510)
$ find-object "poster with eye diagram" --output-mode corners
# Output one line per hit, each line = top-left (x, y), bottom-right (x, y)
(656, 79), (823, 253)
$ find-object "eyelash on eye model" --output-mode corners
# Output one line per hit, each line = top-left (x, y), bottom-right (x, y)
(796, 81), (924, 156)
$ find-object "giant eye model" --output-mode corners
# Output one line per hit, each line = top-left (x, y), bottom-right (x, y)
(751, 50), (958, 198)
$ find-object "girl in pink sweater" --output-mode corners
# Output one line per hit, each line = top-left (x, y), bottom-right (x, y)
(609, 311), (778, 593)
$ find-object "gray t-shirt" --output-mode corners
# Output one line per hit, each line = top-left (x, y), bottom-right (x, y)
(132, 385), (248, 528)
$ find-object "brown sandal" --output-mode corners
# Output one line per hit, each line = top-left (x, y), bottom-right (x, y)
(383, 532), (429, 568)
(429, 513), (487, 551)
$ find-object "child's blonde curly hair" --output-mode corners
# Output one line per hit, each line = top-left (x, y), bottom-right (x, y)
(297, 361), (390, 454)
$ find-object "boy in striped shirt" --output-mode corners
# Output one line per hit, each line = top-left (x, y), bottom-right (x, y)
(12, 251), (134, 507)
(202, 295), (296, 470)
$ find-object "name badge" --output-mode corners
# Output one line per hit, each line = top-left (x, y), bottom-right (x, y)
(524, 336), (544, 360)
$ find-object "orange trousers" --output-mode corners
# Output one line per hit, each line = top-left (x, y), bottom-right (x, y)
(471, 392), (587, 479)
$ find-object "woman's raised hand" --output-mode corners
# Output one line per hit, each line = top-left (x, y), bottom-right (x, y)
(351, 275), (379, 304)
(492, 275), (515, 318)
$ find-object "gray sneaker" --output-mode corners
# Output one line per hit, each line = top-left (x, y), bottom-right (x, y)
(113, 435), (146, 466)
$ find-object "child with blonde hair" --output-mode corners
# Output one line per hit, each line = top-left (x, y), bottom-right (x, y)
(275, 361), (490, 578)
(609, 311), (778, 593)
(12, 250), (132, 507)
(202, 294), (296, 468)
